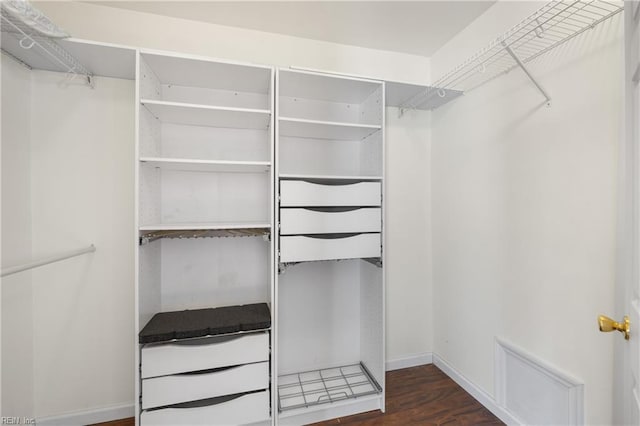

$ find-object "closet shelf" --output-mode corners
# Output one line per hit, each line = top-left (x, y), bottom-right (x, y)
(279, 117), (381, 141)
(141, 99), (271, 129)
(278, 363), (381, 412)
(140, 157), (271, 173)
(139, 222), (270, 243)
(399, 0), (623, 112)
(1, 1), (94, 86)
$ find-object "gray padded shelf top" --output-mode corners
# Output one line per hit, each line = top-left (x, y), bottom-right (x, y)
(139, 303), (271, 344)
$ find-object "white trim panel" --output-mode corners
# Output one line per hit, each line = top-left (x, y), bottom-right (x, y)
(432, 354), (521, 426)
(495, 338), (584, 426)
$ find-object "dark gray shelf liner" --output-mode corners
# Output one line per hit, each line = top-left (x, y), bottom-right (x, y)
(139, 303), (271, 344)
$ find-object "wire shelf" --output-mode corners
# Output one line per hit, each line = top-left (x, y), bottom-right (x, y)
(400, 0), (623, 112)
(1, 0), (93, 86)
(278, 363), (382, 412)
(140, 227), (270, 244)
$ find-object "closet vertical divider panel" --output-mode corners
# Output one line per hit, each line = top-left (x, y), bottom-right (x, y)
(276, 69), (385, 425)
(135, 50), (275, 425)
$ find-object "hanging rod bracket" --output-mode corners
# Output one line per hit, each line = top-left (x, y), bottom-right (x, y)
(502, 41), (551, 107)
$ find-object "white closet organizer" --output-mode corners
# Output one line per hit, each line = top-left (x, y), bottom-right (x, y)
(276, 69), (386, 424)
(135, 50), (275, 425)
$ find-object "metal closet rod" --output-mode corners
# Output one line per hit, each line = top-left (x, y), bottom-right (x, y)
(1, 245), (96, 278)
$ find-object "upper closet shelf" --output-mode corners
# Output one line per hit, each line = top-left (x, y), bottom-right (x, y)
(279, 117), (380, 141)
(141, 99), (271, 129)
(1, 1), (135, 83)
(140, 157), (271, 173)
(398, 0), (623, 113)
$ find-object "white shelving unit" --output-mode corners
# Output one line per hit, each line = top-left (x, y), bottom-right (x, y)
(135, 50), (274, 425)
(276, 69), (385, 424)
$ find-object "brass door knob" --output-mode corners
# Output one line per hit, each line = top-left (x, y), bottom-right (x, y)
(598, 315), (630, 340)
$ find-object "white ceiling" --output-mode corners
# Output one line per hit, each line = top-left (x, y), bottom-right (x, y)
(92, 1), (495, 57)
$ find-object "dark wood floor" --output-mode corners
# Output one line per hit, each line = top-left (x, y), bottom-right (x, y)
(94, 364), (502, 426)
(310, 365), (502, 426)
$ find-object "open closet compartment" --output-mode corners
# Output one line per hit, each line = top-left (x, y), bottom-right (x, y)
(278, 69), (383, 180)
(136, 50), (275, 425)
(276, 69), (385, 424)
(138, 50), (274, 235)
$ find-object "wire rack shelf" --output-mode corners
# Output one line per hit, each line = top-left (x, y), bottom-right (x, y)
(1, 0), (94, 86)
(278, 363), (382, 412)
(400, 0), (623, 113)
(139, 227), (271, 244)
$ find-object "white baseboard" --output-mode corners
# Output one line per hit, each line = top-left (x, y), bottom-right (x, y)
(36, 403), (134, 426)
(386, 352), (433, 371)
(433, 354), (521, 426)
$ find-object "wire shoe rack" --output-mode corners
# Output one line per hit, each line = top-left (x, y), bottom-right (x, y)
(278, 363), (382, 412)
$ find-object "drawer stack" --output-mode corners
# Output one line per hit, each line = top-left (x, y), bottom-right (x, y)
(279, 180), (382, 263)
(139, 305), (271, 425)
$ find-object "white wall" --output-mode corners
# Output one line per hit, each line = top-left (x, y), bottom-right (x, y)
(28, 71), (135, 419)
(1, 65), (134, 420)
(385, 108), (433, 363)
(1, 54), (34, 419)
(34, 1), (431, 86)
(430, 2), (622, 425)
(3, 1), (433, 419)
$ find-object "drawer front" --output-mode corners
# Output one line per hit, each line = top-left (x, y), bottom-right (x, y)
(141, 332), (268, 379)
(141, 390), (269, 425)
(142, 362), (269, 409)
(280, 233), (381, 262)
(280, 181), (381, 207)
(280, 208), (381, 235)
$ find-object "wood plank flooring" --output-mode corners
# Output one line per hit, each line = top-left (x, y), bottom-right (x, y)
(94, 364), (502, 426)
(310, 364), (503, 425)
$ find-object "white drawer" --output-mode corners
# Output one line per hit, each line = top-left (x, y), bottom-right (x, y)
(141, 390), (269, 425)
(280, 208), (381, 235)
(280, 181), (381, 207)
(141, 332), (268, 379)
(142, 361), (269, 409)
(280, 233), (381, 262)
